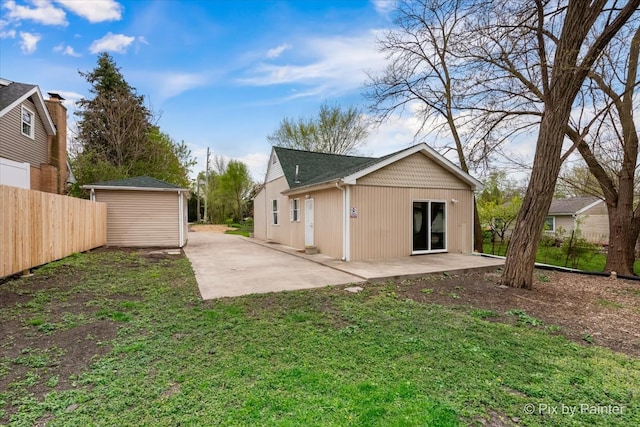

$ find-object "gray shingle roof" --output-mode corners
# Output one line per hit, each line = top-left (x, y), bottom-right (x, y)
(274, 147), (375, 189)
(548, 197), (601, 215)
(0, 80), (37, 112)
(84, 176), (185, 189)
(273, 145), (415, 189)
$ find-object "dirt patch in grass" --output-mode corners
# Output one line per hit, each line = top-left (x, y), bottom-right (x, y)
(189, 224), (233, 233)
(392, 270), (640, 358)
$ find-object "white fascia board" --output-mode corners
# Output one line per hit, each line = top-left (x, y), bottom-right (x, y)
(575, 198), (604, 215)
(342, 143), (484, 191)
(0, 86), (56, 136)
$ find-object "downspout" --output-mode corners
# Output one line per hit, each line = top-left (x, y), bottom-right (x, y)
(336, 182), (347, 261)
(178, 191), (184, 247)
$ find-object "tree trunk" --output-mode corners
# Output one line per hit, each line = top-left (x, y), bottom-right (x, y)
(473, 198), (483, 252)
(604, 185), (640, 276)
(501, 109), (569, 289)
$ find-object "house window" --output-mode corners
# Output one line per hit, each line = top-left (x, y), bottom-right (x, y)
(290, 198), (300, 222)
(21, 106), (34, 139)
(544, 216), (555, 232)
(272, 199), (279, 225)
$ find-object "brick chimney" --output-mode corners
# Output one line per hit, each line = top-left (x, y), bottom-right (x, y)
(45, 93), (68, 194)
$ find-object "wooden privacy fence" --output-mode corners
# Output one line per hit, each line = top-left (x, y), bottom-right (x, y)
(0, 185), (107, 278)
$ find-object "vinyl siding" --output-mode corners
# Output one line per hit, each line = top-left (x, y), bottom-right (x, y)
(265, 152), (284, 182)
(95, 190), (182, 247)
(253, 187), (267, 240)
(552, 215), (575, 233)
(0, 99), (49, 167)
(260, 176), (291, 244)
(307, 187), (344, 258)
(349, 186), (473, 260)
(356, 153), (469, 189)
(579, 214), (608, 244)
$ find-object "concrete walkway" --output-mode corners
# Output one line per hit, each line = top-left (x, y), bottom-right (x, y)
(184, 231), (505, 300)
(184, 232), (363, 299)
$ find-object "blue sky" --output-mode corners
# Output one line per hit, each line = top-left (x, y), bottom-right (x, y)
(1, 0), (536, 182)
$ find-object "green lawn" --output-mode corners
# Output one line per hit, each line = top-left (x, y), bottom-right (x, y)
(483, 241), (640, 274)
(1, 250), (639, 426)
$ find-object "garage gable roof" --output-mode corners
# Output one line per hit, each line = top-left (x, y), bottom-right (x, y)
(276, 143), (483, 193)
(0, 78), (56, 136)
(82, 176), (189, 192)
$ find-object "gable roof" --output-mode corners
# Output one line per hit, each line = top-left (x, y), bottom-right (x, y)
(273, 143), (483, 194)
(548, 197), (602, 215)
(82, 176), (188, 192)
(274, 146), (376, 189)
(0, 78), (56, 136)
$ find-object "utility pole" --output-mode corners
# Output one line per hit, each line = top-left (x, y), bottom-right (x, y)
(203, 147), (210, 223)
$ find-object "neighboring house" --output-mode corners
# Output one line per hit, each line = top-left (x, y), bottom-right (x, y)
(0, 77), (73, 194)
(254, 143), (483, 261)
(82, 176), (190, 248)
(546, 196), (608, 244)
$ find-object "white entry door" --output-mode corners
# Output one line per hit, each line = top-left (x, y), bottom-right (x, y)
(305, 198), (314, 247)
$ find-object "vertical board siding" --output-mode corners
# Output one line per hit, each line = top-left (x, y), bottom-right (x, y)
(349, 186), (472, 260)
(308, 188), (343, 258)
(259, 176), (291, 244)
(253, 188), (267, 240)
(0, 100), (49, 167)
(95, 190), (181, 247)
(0, 185), (106, 278)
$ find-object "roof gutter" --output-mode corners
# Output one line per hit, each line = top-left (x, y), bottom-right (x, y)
(282, 179), (341, 196)
(336, 182), (347, 261)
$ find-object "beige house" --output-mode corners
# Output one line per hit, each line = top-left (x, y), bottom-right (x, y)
(83, 176), (189, 248)
(0, 77), (72, 194)
(254, 144), (483, 261)
(546, 197), (608, 244)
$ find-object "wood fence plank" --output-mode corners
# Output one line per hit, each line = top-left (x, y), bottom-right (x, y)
(0, 185), (107, 278)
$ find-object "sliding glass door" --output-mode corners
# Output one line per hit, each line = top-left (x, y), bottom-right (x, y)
(412, 201), (446, 253)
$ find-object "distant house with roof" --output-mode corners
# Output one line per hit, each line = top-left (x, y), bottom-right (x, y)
(546, 196), (608, 244)
(253, 143), (483, 261)
(82, 176), (189, 248)
(0, 77), (73, 194)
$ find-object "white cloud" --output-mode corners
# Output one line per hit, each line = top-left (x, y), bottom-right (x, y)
(90, 32), (135, 54)
(266, 43), (291, 59)
(236, 152), (270, 182)
(238, 30), (387, 98)
(55, 0), (122, 23)
(3, 0), (67, 26)
(151, 72), (210, 101)
(53, 43), (80, 57)
(1, 29), (16, 38)
(19, 31), (40, 54)
(371, 0), (396, 16)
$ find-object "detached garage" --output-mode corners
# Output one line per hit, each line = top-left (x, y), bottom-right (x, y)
(83, 176), (189, 248)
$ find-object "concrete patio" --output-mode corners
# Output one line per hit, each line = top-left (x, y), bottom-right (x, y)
(247, 237), (505, 282)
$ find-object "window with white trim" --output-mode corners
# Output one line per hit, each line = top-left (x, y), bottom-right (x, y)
(544, 216), (555, 232)
(290, 198), (300, 222)
(272, 199), (279, 225)
(21, 106), (34, 139)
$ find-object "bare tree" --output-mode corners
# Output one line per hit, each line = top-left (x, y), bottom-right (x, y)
(466, 0), (640, 289)
(564, 24), (640, 276)
(267, 101), (368, 155)
(365, 0), (488, 252)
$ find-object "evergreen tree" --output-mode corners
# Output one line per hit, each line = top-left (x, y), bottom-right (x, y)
(71, 53), (194, 196)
